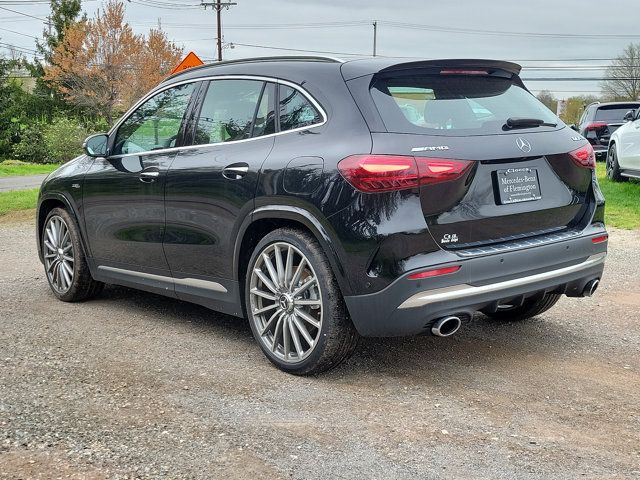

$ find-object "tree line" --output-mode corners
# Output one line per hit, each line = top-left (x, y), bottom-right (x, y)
(0, 0), (182, 164)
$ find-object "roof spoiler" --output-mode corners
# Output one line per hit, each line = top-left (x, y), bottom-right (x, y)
(340, 58), (522, 81)
(378, 59), (522, 76)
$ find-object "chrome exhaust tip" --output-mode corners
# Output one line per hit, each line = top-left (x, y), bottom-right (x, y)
(431, 316), (462, 337)
(583, 279), (600, 297)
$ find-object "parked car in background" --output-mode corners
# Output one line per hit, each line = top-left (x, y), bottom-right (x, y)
(575, 101), (640, 161)
(606, 106), (640, 181)
(37, 56), (608, 375)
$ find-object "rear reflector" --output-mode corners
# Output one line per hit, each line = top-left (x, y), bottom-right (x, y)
(569, 144), (596, 169)
(407, 265), (460, 280)
(592, 234), (608, 244)
(338, 155), (472, 193)
(584, 122), (607, 131)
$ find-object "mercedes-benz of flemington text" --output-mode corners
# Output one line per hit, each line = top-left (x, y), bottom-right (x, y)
(37, 56), (608, 374)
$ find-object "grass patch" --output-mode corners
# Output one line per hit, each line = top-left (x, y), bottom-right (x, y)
(0, 188), (39, 216)
(0, 160), (60, 177)
(596, 162), (640, 229)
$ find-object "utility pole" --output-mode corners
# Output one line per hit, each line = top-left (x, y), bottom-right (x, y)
(201, 0), (237, 62)
(372, 20), (377, 57)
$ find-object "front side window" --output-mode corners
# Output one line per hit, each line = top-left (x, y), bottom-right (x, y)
(113, 83), (195, 155)
(194, 79), (265, 145)
(279, 85), (322, 131)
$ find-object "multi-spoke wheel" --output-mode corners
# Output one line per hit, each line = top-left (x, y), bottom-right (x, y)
(245, 228), (359, 375)
(43, 214), (74, 294)
(42, 207), (103, 302)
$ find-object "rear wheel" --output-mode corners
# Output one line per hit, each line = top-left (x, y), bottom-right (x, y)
(42, 208), (104, 302)
(606, 146), (627, 182)
(482, 293), (561, 321)
(245, 228), (359, 375)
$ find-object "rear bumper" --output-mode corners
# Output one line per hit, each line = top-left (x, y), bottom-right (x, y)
(344, 226), (607, 336)
(594, 146), (607, 160)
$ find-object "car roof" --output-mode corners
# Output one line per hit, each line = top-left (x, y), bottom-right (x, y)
(162, 55), (523, 86)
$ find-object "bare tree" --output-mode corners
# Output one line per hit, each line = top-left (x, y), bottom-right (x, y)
(601, 43), (640, 101)
(536, 90), (557, 113)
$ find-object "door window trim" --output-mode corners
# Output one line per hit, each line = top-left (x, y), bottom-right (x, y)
(107, 75), (327, 159)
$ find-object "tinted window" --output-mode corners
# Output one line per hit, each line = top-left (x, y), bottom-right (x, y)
(253, 83), (276, 137)
(371, 74), (560, 136)
(595, 105), (640, 122)
(279, 85), (322, 131)
(194, 79), (264, 144)
(114, 83), (195, 155)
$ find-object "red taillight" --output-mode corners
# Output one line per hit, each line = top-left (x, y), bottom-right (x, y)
(440, 69), (488, 75)
(569, 144), (596, 169)
(584, 122), (607, 131)
(407, 265), (460, 280)
(338, 155), (472, 193)
(592, 234), (608, 244)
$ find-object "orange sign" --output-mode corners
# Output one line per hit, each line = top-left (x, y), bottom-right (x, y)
(170, 51), (204, 74)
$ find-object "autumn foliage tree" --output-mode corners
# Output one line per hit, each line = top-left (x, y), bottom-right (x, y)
(44, 0), (183, 123)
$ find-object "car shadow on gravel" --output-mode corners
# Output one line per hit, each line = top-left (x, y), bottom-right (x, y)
(91, 285), (587, 380)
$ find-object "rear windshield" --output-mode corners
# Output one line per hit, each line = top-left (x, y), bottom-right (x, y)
(370, 74), (560, 136)
(594, 105), (639, 122)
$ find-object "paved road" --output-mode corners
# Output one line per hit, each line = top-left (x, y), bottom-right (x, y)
(1, 215), (639, 479)
(0, 174), (48, 192)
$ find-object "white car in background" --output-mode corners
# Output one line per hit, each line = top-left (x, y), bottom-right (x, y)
(607, 107), (640, 181)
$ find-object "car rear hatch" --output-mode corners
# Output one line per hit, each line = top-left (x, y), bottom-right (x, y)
(587, 104), (639, 147)
(348, 60), (596, 251)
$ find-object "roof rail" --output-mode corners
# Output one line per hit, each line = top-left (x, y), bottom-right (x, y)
(165, 55), (343, 81)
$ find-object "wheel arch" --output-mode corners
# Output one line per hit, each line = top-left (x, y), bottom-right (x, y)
(36, 193), (89, 264)
(234, 206), (352, 299)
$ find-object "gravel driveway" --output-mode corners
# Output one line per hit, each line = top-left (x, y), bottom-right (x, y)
(1, 213), (639, 479)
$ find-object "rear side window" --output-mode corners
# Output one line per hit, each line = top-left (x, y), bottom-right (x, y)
(370, 74), (560, 136)
(595, 105), (639, 122)
(279, 85), (322, 131)
(194, 79), (264, 144)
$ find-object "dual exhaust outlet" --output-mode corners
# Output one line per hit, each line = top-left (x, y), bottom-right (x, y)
(431, 315), (462, 337)
(430, 277), (600, 337)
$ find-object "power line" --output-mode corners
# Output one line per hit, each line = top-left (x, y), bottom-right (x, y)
(0, 5), (47, 22)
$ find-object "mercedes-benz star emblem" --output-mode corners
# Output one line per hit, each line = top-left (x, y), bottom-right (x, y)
(516, 137), (532, 153)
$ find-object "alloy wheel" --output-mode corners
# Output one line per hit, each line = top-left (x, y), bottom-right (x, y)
(43, 215), (74, 294)
(249, 242), (323, 363)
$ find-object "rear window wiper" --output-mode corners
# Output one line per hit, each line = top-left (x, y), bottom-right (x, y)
(503, 117), (558, 130)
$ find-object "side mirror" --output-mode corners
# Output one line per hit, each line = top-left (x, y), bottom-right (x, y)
(569, 124), (579, 132)
(623, 110), (635, 122)
(83, 133), (109, 157)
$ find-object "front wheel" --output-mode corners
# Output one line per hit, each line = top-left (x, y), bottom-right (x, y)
(606, 146), (627, 182)
(42, 207), (104, 302)
(481, 293), (561, 321)
(245, 228), (359, 375)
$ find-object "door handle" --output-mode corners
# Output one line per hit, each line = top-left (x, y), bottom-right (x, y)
(222, 163), (249, 180)
(139, 168), (160, 183)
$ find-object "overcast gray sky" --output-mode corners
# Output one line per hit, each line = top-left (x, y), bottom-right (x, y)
(2, 0), (639, 99)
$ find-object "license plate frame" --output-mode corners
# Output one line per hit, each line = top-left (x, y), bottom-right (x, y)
(494, 167), (542, 205)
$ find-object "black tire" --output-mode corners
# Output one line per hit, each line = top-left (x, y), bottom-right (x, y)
(244, 228), (359, 375)
(482, 293), (561, 322)
(42, 207), (104, 302)
(606, 146), (627, 182)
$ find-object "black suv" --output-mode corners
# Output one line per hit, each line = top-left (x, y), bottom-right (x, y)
(575, 101), (640, 160)
(37, 56), (608, 374)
